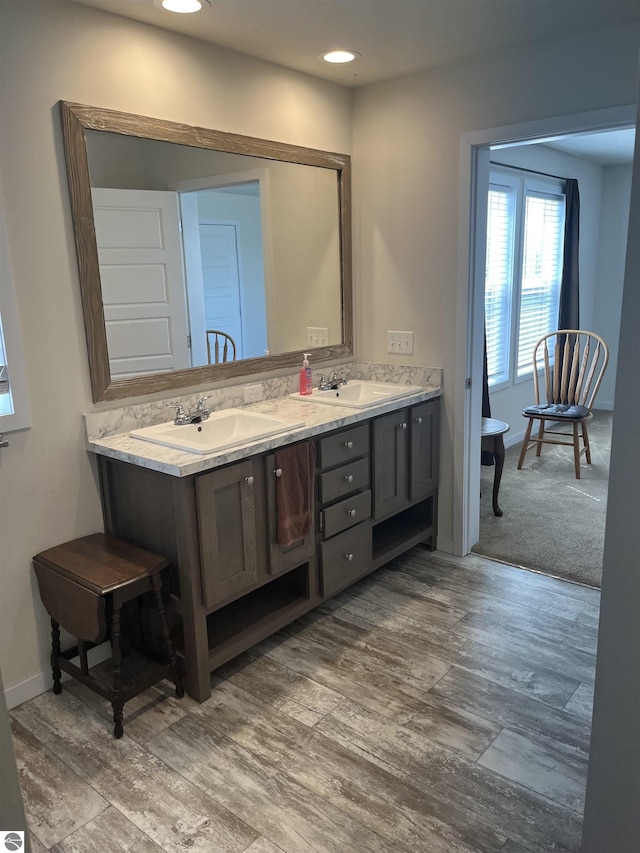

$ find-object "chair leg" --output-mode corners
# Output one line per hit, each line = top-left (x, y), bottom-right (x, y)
(573, 422), (581, 479)
(535, 418), (546, 456)
(517, 419), (534, 469)
(582, 420), (592, 464)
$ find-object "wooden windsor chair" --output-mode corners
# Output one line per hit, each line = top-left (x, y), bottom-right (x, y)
(206, 329), (237, 364)
(517, 329), (609, 479)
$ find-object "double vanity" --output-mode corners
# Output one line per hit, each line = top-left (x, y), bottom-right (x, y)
(86, 376), (440, 702)
(61, 102), (441, 705)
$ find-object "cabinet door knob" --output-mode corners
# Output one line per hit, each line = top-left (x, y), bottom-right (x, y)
(347, 508), (357, 517)
(416, 417), (423, 424)
(344, 440), (354, 449)
(344, 474), (354, 483)
(400, 422), (407, 430)
(345, 553), (354, 562)
(245, 476), (254, 485)
(274, 467), (283, 478)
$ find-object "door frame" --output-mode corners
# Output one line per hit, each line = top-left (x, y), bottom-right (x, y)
(454, 104), (636, 556)
(171, 168), (276, 354)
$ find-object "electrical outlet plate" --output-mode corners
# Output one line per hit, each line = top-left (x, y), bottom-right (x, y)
(307, 326), (329, 347)
(243, 383), (263, 404)
(387, 330), (414, 355)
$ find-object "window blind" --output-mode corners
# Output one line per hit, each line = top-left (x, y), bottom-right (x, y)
(516, 191), (565, 377)
(485, 184), (516, 386)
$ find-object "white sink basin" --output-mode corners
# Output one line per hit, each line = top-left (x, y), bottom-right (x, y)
(130, 409), (304, 455)
(290, 380), (423, 408)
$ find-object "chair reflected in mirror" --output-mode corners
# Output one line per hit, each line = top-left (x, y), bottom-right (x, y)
(206, 330), (237, 365)
(517, 329), (609, 479)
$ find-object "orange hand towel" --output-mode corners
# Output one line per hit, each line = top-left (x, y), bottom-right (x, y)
(275, 442), (316, 546)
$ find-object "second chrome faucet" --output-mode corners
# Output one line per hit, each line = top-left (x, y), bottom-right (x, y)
(317, 371), (348, 391)
(166, 397), (211, 425)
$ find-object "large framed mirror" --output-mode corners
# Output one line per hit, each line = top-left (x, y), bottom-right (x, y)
(59, 101), (352, 403)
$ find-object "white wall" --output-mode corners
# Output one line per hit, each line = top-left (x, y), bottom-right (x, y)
(352, 23), (640, 550)
(591, 164), (632, 407)
(581, 104), (640, 853)
(0, 0), (351, 701)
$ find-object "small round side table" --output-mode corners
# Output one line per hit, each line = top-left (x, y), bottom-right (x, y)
(481, 417), (510, 517)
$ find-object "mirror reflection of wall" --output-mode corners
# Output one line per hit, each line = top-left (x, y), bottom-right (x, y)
(86, 130), (341, 380)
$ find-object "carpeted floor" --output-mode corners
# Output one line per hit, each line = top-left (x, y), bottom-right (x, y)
(473, 409), (612, 588)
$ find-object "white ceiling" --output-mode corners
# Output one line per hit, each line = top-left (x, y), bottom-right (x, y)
(541, 129), (636, 167)
(69, 0), (640, 88)
(68, 0), (638, 166)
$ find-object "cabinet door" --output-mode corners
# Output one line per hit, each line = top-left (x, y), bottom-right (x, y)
(196, 460), (262, 608)
(265, 453), (315, 577)
(373, 409), (410, 521)
(410, 399), (440, 501)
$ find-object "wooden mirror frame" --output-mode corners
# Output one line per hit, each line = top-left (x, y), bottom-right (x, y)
(59, 101), (353, 403)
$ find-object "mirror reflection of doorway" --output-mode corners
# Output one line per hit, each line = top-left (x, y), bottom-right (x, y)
(180, 183), (269, 365)
(198, 221), (244, 359)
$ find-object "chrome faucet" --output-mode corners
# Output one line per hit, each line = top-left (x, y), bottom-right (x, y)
(166, 396), (211, 425)
(318, 371), (348, 391)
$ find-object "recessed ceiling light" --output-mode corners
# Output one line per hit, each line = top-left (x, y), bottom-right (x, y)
(320, 50), (361, 64)
(156, 0), (211, 13)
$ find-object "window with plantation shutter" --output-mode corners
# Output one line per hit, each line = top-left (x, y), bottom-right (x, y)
(485, 179), (516, 386)
(484, 169), (565, 388)
(516, 190), (565, 377)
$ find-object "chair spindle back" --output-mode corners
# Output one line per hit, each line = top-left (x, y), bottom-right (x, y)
(532, 330), (609, 411)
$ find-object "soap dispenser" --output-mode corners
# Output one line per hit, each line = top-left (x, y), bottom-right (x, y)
(299, 353), (313, 395)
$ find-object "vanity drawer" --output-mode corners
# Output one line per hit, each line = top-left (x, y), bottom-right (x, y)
(320, 521), (372, 598)
(317, 424), (369, 470)
(320, 489), (371, 539)
(318, 457), (370, 505)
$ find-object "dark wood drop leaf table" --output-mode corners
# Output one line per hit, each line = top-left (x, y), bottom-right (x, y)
(33, 533), (183, 738)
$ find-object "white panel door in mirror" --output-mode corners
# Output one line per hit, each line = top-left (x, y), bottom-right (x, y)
(92, 188), (190, 378)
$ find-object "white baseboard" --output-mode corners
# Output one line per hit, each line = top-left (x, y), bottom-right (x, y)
(504, 429), (527, 449)
(4, 644), (112, 711)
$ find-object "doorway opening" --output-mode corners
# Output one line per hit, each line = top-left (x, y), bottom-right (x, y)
(455, 106), (636, 588)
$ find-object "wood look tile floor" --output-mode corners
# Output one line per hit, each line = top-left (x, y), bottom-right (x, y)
(11, 549), (599, 853)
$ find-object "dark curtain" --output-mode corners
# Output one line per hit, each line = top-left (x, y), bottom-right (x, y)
(556, 179), (580, 387)
(558, 179), (580, 330)
(481, 328), (494, 465)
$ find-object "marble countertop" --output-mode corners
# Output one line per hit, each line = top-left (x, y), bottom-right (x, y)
(86, 387), (441, 477)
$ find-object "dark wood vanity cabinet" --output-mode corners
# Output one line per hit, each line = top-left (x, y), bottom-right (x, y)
(196, 459), (266, 609)
(371, 398), (439, 568)
(316, 424), (373, 598)
(97, 396), (439, 703)
(410, 399), (440, 501)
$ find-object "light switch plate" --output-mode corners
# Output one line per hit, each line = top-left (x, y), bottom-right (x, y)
(387, 330), (414, 355)
(307, 326), (329, 347)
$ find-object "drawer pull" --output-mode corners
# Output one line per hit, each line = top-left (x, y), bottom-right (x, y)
(274, 467), (283, 478)
(344, 474), (354, 483)
(399, 422), (407, 430)
(416, 416), (423, 424)
(347, 508), (357, 517)
(245, 476), (254, 486)
(344, 440), (354, 449)
(345, 553), (354, 562)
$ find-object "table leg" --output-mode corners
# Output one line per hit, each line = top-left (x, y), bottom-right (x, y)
(51, 619), (62, 695)
(150, 573), (184, 699)
(110, 606), (124, 738)
(492, 435), (505, 517)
